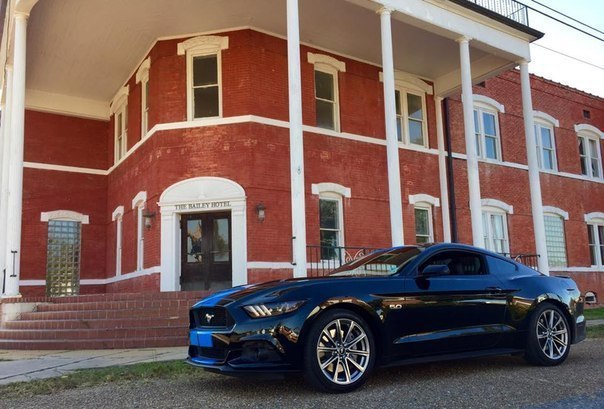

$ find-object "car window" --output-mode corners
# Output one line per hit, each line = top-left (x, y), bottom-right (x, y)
(420, 250), (486, 276)
(330, 247), (423, 277)
(486, 255), (517, 277)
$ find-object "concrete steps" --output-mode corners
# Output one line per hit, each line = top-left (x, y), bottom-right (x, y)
(0, 291), (211, 350)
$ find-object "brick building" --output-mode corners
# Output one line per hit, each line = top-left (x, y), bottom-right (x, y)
(0, 0), (603, 304)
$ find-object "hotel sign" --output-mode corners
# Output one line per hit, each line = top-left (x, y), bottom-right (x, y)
(175, 201), (231, 211)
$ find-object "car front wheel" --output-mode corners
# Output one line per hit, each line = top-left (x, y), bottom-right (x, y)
(303, 309), (376, 393)
(525, 303), (571, 366)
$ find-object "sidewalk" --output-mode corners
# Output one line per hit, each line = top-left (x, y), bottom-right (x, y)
(588, 319), (604, 327)
(0, 347), (187, 385)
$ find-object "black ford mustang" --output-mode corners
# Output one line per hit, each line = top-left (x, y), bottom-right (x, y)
(187, 243), (586, 392)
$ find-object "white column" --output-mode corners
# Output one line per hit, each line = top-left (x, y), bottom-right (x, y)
(519, 61), (549, 274)
(379, 7), (404, 246)
(458, 37), (484, 248)
(0, 66), (13, 295)
(286, 0), (307, 277)
(4, 13), (28, 296)
(435, 97), (451, 242)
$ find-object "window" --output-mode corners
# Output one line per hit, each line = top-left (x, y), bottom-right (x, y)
(46, 220), (81, 296)
(111, 86), (129, 164)
(421, 250), (486, 276)
(112, 206), (124, 276)
(535, 123), (557, 171)
(578, 133), (602, 178)
(319, 197), (344, 259)
(308, 53), (345, 132)
(544, 214), (567, 267)
(136, 58), (151, 138)
(414, 206), (433, 243)
(482, 210), (509, 254)
(587, 223), (604, 267)
(132, 192), (147, 271)
(474, 107), (501, 160)
(178, 35), (228, 121)
(395, 90), (426, 146)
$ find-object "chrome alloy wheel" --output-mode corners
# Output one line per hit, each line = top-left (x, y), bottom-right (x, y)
(536, 309), (569, 360)
(316, 318), (370, 385)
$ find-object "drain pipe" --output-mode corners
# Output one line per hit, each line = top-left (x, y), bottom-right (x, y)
(443, 98), (459, 243)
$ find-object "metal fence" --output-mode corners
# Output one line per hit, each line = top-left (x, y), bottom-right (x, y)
(500, 253), (540, 270)
(306, 245), (377, 277)
(462, 0), (529, 26)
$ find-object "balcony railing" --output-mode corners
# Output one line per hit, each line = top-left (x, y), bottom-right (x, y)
(306, 246), (541, 276)
(457, 0), (529, 26)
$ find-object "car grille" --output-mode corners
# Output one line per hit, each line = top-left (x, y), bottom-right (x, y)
(188, 345), (229, 361)
(190, 306), (233, 329)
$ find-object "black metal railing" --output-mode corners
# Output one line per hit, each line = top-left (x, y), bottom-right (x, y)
(500, 253), (540, 270)
(306, 245), (378, 277)
(461, 0), (529, 26)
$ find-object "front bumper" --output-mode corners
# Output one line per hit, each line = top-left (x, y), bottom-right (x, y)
(573, 315), (586, 344)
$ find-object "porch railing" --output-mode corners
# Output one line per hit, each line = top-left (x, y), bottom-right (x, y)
(457, 0), (529, 26)
(500, 253), (540, 270)
(306, 245), (378, 277)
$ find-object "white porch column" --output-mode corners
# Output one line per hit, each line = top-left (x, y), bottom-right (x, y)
(519, 61), (549, 274)
(379, 7), (404, 246)
(0, 65), (13, 295)
(435, 96), (451, 242)
(4, 13), (29, 296)
(458, 37), (484, 248)
(286, 0), (307, 277)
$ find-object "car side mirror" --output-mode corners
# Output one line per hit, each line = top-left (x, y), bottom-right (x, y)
(420, 264), (450, 277)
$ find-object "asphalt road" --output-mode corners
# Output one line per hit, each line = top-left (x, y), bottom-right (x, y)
(5, 339), (604, 409)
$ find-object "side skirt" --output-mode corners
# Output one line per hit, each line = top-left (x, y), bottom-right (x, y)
(381, 348), (524, 368)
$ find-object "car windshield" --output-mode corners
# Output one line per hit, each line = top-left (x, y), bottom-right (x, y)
(329, 247), (423, 277)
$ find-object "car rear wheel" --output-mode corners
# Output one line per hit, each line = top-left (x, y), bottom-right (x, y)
(303, 309), (376, 393)
(525, 303), (570, 366)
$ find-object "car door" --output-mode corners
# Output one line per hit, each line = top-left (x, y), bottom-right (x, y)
(393, 249), (508, 358)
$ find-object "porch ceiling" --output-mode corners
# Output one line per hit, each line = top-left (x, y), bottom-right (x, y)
(26, 0), (510, 104)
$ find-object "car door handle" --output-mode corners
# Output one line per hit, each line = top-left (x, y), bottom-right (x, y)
(485, 286), (503, 293)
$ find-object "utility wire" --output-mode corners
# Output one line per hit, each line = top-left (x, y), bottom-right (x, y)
(524, 3), (604, 43)
(532, 43), (604, 71)
(526, 0), (604, 36)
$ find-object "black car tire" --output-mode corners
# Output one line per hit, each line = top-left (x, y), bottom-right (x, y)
(525, 302), (571, 366)
(303, 308), (376, 393)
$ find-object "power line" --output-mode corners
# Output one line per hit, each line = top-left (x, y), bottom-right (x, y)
(526, 0), (604, 37)
(524, 2), (604, 43)
(533, 43), (604, 71)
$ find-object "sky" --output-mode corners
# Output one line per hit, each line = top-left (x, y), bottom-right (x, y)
(525, 0), (604, 97)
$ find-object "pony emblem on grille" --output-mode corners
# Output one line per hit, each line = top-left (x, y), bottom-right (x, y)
(204, 313), (215, 324)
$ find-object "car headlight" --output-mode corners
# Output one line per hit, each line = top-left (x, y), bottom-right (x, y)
(243, 301), (305, 318)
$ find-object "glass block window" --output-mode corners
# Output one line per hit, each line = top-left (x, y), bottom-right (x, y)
(535, 124), (557, 171)
(315, 70), (337, 130)
(474, 108), (500, 160)
(192, 54), (219, 118)
(395, 90), (426, 146)
(414, 207), (433, 243)
(588, 223), (604, 267)
(46, 220), (81, 297)
(544, 214), (567, 267)
(320, 198), (343, 259)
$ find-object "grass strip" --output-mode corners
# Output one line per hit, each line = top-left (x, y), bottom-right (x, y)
(1, 359), (206, 400)
(584, 307), (604, 321)
(588, 325), (604, 339)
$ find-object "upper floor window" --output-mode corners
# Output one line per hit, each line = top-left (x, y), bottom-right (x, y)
(308, 53), (346, 132)
(481, 199), (513, 255)
(177, 35), (229, 121)
(576, 125), (603, 179)
(533, 112), (559, 172)
(473, 96), (504, 161)
(395, 90), (427, 146)
(544, 213), (567, 267)
(136, 58), (151, 137)
(110, 86), (129, 163)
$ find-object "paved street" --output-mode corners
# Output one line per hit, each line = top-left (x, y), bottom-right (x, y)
(4, 339), (604, 409)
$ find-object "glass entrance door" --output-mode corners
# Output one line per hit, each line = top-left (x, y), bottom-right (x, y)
(180, 212), (232, 291)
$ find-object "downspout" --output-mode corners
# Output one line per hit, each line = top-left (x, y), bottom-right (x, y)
(443, 97), (458, 242)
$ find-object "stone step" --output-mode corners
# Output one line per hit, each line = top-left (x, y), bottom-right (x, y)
(4, 316), (188, 330)
(0, 336), (187, 350)
(0, 326), (187, 341)
(1, 290), (211, 304)
(35, 298), (200, 312)
(19, 307), (190, 321)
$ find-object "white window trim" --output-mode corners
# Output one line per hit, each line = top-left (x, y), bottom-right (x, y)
(482, 206), (511, 255)
(481, 198), (514, 214)
(110, 86), (129, 164)
(586, 218), (604, 267)
(534, 111), (560, 128)
(41, 210), (89, 224)
(395, 87), (429, 147)
(414, 203), (434, 243)
(308, 53), (345, 133)
(112, 206), (125, 276)
(473, 95), (505, 113)
(576, 126), (603, 180)
(178, 35), (229, 122)
(132, 191), (147, 271)
(311, 182), (351, 198)
(474, 102), (503, 162)
(409, 194), (440, 207)
(319, 192), (345, 251)
(136, 57), (151, 139)
(543, 206), (569, 221)
(585, 212), (604, 223)
(534, 119), (558, 172)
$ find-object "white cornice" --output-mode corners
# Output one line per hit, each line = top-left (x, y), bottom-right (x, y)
(379, 71), (433, 94)
(307, 52), (346, 72)
(135, 57), (151, 84)
(40, 210), (90, 224)
(543, 206), (569, 220)
(132, 191), (147, 209)
(585, 212), (604, 223)
(25, 89), (110, 121)
(177, 35), (229, 56)
(575, 123), (604, 139)
(311, 183), (352, 198)
(409, 194), (440, 207)
(110, 85), (129, 114)
(473, 94), (505, 113)
(533, 111), (559, 127)
(112, 205), (125, 221)
(481, 198), (514, 214)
